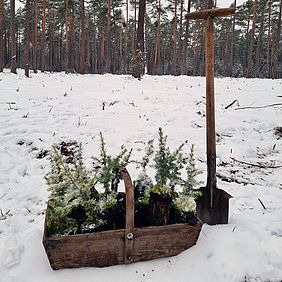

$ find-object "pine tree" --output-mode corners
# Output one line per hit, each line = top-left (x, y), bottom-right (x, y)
(10, 0), (17, 73)
(0, 0), (3, 72)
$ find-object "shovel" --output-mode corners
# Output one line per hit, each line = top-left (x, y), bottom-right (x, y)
(187, 8), (235, 225)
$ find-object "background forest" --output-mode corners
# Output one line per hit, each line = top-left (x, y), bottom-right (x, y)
(0, 0), (281, 78)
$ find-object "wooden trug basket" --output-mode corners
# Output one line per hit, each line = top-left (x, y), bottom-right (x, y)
(43, 167), (202, 270)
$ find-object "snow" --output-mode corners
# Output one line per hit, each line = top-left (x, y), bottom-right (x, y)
(0, 70), (282, 282)
(217, 0), (246, 7)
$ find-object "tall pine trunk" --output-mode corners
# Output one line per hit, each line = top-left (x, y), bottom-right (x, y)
(113, 8), (117, 73)
(172, 0), (177, 75)
(178, 0), (184, 73)
(24, 0), (30, 77)
(193, 21), (199, 76)
(10, 0), (17, 74)
(41, 0), (46, 72)
(65, 0), (69, 71)
(271, 0), (282, 78)
(266, 1), (271, 78)
(79, 0), (85, 74)
(228, 0), (236, 77)
(0, 0), (4, 72)
(246, 0), (257, 78)
(119, 26), (122, 73)
(136, 0), (146, 52)
(33, 0), (38, 73)
(124, 0), (128, 73)
(69, 0), (75, 72)
(133, 0), (137, 51)
(106, 0), (111, 73)
(48, 5), (53, 72)
(153, 0), (161, 75)
(255, 17), (264, 77)
(181, 0), (191, 75)
(93, 14), (97, 73)
(99, 25), (105, 73)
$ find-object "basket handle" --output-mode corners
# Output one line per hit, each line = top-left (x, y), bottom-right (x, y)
(119, 166), (135, 264)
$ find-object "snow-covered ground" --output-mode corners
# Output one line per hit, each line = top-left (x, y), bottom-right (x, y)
(0, 70), (281, 282)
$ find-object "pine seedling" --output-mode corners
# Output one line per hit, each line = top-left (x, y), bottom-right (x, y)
(154, 128), (184, 188)
(93, 133), (133, 193)
(139, 139), (154, 171)
(182, 144), (202, 197)
(45, 144), (99, 235)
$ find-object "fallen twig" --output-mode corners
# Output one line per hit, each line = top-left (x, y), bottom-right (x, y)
(25, 207), (31, 213)
(230, 157), (282, 169)
(225, 99), (238, 110)
(258, 198), (266, 210)
(232, 226), (237, 232)
(234, 103), (282, 110)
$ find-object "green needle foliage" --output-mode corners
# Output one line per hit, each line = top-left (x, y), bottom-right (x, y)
(181, 144), (203, 197)
(154, 127), (184, 188)
(45, 144), (100, 236)
(93, 132), (133, 193)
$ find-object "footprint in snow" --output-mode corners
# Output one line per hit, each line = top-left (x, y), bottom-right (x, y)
(2, 239), (24, 269)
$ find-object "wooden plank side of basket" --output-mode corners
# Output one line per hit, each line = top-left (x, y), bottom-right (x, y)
(43, 167), (202, 270)
(43, 220), (202, 270)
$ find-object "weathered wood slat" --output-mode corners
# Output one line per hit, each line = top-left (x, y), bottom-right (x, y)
(186, 8), (235, 20)
(43, 220), (202, 269)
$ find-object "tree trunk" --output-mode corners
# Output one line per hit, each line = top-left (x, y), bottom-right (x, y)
(33, 0), (38, 73)
(255, 18), (263, 78)
(0, 0), (4, 72)
(246, 0), (257, 78)
(119, 26), (122, 74)
(113, 8), (117, 74)
(24, 0), (30, 77)
(224, 29), (229, 76)
(93, 14), (97, 73)
(153, 0), (161, 75)
(48, 5), (53, 72)
(271, 0), (282, 78)
(79, 0), (85, 74)
(99, 25), (105, 73)
(69, 0), (75, 72)
(136, 0), (146, 52)
(181, 0), (191, 75)
(134, 0), (137, 51)
(41, 0), (46, 72)
(87, 18), (92, 73)
(193, 21), (199, 76)
(65, 0), (69, 71)
(178, 0), (184, 74)
(10, 0), (17, 74)
(228, 0), (236, 77)
(172, 0), (178, 75)
(106, 0), (111, 73)
(266, 1), (271, 78)
(124, 0), (128, 73)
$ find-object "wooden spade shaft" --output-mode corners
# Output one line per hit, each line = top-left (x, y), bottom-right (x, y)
(205, 16), (217, 208)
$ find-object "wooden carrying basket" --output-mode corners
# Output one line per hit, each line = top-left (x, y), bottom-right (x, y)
(43, 167), (202, 270)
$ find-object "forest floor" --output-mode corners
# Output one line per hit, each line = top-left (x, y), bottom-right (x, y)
(0, 70), (282, 282)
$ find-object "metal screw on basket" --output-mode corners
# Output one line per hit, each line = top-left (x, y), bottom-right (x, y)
(127, 232), (134, 240)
